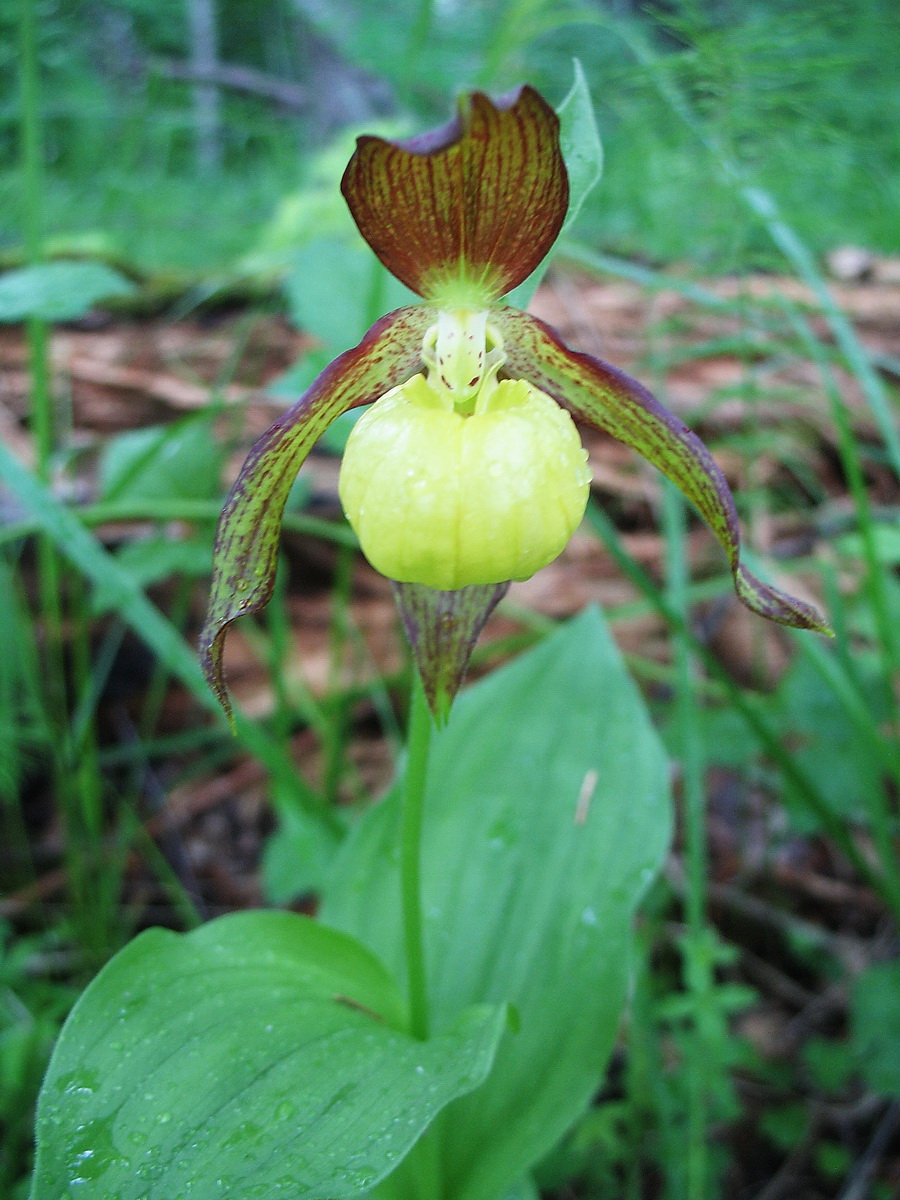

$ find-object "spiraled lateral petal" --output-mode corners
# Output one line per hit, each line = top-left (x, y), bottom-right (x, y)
(393, 581), (511, 725)
(494, 308), (832, 635)
(341, 87), (568, 304)
(200, 305), (434, 721)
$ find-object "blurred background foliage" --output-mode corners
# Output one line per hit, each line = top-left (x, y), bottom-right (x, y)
(2, 2), (900, 1198)
(1, 0), (898, 271)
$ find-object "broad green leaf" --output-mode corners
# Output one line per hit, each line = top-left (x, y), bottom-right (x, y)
(497, 1176), (539, 1200)
(90, 536), (213, 615)
(322, 608), (671, 1200)
(678, 655), (889, 829)
(0, 263), (133, 323)
(98, 412), (224, 504)
(284, 238), (415, 358)
(31, 912), (505, 1200)
(776, 654), (889, 828)
(852, 960), (900, 1096)
(262, 806), (342, 905)
(557, 60), (604, 234)
(505, 63), (603, 310)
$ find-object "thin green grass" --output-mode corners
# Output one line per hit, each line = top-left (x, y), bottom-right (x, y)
(2, 3), (898, 274)
(587, 498), (899, 921)
(572, 164), (899, 1175)
(566, 16), (899, 934)
(662, 481), (711, 1200)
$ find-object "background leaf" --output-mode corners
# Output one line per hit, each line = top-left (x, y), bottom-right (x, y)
(274, 238), (417, 451)
(556, 60), (604, 234)
(506, 62), (603, 310)
(89, 535), (213, 616)
(97, 411), (224, 504)
(321, 607), (671, 1200)
(283, 239), (415, 362)
(31, 912), (505, 1200)
(852, 960), (900, 1096)
(262, 806), (343, 905)
(0, 263), (133, 322)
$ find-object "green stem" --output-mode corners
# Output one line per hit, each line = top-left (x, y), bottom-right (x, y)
(20, 0), (52, 475)
(663, 485), (708, 930)
(405, 0), (435, 75)
(20, 0), (83, 930)
(20, 0), (42, 260)
(323, 544), (354, 805)
(662, 482), (708, 1200)
(0, 500), (358, 549)
(784, 304), (899, 722)
(400, 673), (433, 1040)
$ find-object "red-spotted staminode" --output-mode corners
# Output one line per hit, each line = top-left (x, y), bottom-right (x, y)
(201, 86), (830, 722)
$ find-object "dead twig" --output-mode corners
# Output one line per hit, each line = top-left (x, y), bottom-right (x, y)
(837, 1101), (900, 1200)
(155, 57), (307, 112)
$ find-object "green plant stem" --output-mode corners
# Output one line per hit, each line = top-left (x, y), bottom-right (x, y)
(21, 0), (83, 925)
(662, 486), (707, 929)
(324, 544), (354, 805)
(784, 304), (900, 717)
(20, 0), (52, 475)
(20, 0), (42, 259)
(662, 482), (708, 1200)
(400, 673), (434, 1041)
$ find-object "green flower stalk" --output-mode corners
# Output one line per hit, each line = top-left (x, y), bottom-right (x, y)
(200, 86), (830, 721)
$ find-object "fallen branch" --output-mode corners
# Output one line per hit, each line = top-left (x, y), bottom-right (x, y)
(155, 57), (307, 112)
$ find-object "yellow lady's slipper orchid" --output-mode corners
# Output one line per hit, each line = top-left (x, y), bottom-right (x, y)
(201, 86), (830, 721)
(338, 324), (591, 591)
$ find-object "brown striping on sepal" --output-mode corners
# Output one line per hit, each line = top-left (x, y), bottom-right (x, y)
(493, 307), (832, 637)
(341, 87), (568, 303)
(199, 304), (434, 724)
(392, 580), (511, 724)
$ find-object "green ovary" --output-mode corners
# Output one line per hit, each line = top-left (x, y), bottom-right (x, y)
(339, 373), (591, 590)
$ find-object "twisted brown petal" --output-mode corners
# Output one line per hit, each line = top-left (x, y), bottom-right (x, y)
(200, 305), (434, 722)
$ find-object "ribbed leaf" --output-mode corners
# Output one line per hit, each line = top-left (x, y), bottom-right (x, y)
(322, 609), (671, 1200)
(31, 913), (505, 1200)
